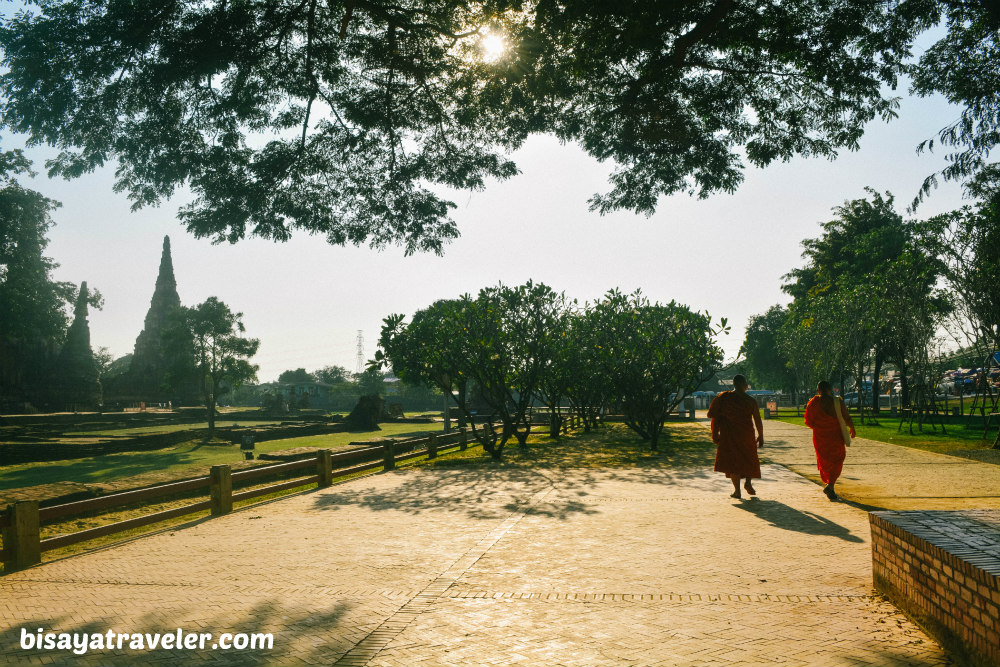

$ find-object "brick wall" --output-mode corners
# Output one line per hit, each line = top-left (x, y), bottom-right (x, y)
(870, 510), (1000, 667)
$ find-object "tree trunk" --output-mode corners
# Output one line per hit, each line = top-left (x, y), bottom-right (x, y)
(515, 417), (531, 446)
(856, 362), (865, 418)
(206, 393), (216, 436)
(549, 410), (561, 438)
(457, 378), (468, 428)
(873, 351), (884, 415)
(442, 389), (451, 432)
(899, 358), (909, 408)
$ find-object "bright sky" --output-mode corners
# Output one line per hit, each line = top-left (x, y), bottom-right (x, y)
(2, 27), (969, 383)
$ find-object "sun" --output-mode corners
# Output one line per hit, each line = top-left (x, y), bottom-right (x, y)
(480, 32), (508, 62)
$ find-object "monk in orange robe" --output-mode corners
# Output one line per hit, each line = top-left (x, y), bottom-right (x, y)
(804, 381), (856, 501)
(707, 375), (764, 499)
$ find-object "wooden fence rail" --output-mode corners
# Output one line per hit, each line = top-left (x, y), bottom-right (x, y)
(2, 427), (473, 571)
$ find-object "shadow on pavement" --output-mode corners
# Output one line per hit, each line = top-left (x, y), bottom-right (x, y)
(312, 467), (601, 521)
(313, 422), (721, 521)
(0, 598), (357, 666)
(734, 499), (865, 543)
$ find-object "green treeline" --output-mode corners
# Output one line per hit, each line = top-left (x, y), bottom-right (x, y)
(374, 283), (727, 460)
(741, 189), (1000, 408)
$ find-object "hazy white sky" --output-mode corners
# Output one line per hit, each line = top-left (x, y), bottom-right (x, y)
(3, 31), (970, 383)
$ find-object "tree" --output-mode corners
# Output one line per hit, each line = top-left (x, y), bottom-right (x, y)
(921, 197), (1000, 357)
(182, 297), (260, 435)
(534, 304), (575, 437)
(0, 149), (96, 407)
(1, 1), (934, 252)
(374, 299), (472, 427)
(561, 307), (614, 432)
(355, 367), (386, 396)
(589, 290), (725, 450)
(456, 281), (564, 456)
(910, 0), (1000, 204)
(376, 282), (563, 460)
(314, 365), (350, 385)
(782, 190), (945, 408)
(278, 368), (315, 384)
(778, 300), (825, 400)
(92, 346), (114, 379)
(739, 305), (795, 393)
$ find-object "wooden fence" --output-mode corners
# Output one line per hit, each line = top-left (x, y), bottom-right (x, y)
(1, 428), (475, 571)
(1, 414), (601, 572)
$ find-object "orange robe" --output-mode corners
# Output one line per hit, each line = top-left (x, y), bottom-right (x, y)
(804, 396), (856, 485)
(707, 391), (762, 479)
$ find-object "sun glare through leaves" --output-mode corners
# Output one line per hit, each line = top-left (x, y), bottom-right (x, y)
(480, 31), (507, 62)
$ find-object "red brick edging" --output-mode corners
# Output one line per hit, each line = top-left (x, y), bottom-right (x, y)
(870, 509), (1000, 667)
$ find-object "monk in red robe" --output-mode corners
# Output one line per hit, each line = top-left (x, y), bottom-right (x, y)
(804, 381), (856, 501)
(707, 375), (764, 499)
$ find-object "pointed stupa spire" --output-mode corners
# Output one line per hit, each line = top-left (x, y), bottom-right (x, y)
(129, 235), (185, 399)
(53, 280), (100, 408)
(155, 236), (177, 294)
(74, 281), (90, 323)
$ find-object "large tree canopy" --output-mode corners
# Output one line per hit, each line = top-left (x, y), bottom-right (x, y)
(910, 0), (1000, 203)
(0, 0), (935, 252)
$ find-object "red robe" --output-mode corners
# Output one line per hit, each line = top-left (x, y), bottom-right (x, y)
(707, 391), (763, 479)
(804, 395), (856, 485)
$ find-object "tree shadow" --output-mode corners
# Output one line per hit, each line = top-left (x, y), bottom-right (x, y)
(313, 467), (604, 521)
(0, 596), (363, 666)
(0, 447), (213, 491)
(734, 499), (865, 543)
(839, 645), (956, 667)
(312, 422), (724, 521)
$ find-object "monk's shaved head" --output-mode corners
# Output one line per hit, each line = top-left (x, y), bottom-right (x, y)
(733, 374), (748, 390)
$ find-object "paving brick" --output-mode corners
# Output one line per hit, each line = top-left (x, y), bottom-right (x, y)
(0, 423), (959, 666)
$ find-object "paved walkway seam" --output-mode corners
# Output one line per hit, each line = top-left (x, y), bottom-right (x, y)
(439, 591), (883, 603)
(332, 485), (555, 667)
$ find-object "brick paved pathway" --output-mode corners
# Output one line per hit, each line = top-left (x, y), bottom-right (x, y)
(0, 424), (956, 666)
(758, 419), (1000, 510)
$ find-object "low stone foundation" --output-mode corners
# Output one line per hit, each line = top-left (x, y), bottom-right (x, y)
(870, 510), (1000, 667)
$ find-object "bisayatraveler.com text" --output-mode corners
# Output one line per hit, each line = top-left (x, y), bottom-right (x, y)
(19, 627), (274, 655)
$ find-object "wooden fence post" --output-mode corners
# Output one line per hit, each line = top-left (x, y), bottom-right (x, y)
(2, 501), (40, 570)
(383, 440), (396, 471)
(427, 433), (438, 459)
(210, 465), (233, 516)
(317, 449), (333, 487)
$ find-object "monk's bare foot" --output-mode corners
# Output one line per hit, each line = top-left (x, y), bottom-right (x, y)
(823, 487), (839, 501)
(730, 491), (742, 499)
(744, 481), (756, 496)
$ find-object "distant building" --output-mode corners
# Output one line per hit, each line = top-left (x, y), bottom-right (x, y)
(51, 281), (101, 410)
(104, 236), (198, 406)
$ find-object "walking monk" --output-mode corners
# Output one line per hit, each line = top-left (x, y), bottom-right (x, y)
(804, 381), (855, 501)
(707, 375), (764, 499)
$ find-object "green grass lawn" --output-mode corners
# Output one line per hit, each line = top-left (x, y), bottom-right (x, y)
(0, 423), (443, 492)
(773, 413), (996, 456)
